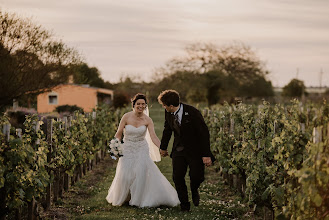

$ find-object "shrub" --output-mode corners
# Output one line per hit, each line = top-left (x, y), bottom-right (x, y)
(55, 105), (83, 114)
(113, 92), (130, 108)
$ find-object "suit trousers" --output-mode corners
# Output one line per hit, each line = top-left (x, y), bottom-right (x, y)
(172, 152), (205, 205)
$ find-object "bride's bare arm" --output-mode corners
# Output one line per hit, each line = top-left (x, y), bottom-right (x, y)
(147, 118), (161, 148)
(114, 113), (128, 140)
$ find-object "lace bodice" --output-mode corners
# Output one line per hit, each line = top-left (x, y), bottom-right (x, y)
(121, 125), (148, 157)
(123, 125), (147, 142)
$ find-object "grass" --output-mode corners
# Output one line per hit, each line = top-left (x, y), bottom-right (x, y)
(42, 104), (259, 219)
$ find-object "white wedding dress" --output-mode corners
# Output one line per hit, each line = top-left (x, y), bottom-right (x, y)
(106, 125), (180, 207)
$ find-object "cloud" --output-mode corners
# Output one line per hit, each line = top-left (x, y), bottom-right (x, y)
(1, 0), (329, 85)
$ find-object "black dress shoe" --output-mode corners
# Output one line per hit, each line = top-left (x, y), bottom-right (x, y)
(180, 202), (190, 212)
(192, 191), (200, 206)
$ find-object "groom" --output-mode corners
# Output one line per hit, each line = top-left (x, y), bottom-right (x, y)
(157, 90), (215, 212)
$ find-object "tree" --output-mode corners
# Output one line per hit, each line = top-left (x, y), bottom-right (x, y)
(240, 75), (274, 97)
(282, 78), (306, 97)
(186, 88), (207, 103)
(154, 43), (220, 75)
(113, 76), (146, 99)
(0, 10), (81, 111)
(153, 42), (273, 105)
(71, 63), (105, 88)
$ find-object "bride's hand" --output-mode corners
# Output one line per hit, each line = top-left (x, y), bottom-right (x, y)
(202, 157), (212, 167)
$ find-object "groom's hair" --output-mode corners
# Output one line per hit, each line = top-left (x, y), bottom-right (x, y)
(157, 90), (180, 107)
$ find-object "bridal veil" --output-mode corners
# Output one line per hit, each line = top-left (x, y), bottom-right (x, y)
(144, 107), (161, 162)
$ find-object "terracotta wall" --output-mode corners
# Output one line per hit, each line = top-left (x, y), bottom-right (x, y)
(37, 85), (97, 113)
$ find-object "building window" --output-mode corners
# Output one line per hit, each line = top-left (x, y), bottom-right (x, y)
(49, 95), (58, 105)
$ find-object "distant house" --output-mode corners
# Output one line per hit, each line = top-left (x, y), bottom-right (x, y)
(37, 84), (114, 113)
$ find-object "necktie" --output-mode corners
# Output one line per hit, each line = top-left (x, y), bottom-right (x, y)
(174, 112), (180, 127)
(173, 104), (181, 126)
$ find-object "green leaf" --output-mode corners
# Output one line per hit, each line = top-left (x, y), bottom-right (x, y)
(313, 193), (322, 207)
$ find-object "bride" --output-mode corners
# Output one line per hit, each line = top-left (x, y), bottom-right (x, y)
(106, 93), (180, 207)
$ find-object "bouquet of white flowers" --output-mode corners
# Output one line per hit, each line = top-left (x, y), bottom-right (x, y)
(108, 138), (123, 160)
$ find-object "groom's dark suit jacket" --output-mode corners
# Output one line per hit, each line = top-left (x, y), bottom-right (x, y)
(160, 103), (215, 161)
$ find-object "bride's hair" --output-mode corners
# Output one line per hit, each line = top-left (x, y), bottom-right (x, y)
(131, 93), (148, 107)
(157, 90), (180, 107)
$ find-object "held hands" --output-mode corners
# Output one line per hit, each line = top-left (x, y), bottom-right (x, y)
(202, 157), (212, 167)
(160, 149), (212, 166)
(160, 149), (168, 157)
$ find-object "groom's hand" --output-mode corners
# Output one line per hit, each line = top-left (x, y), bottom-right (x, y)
(160, 149), (168, 157)
(202, 157), (212, 167)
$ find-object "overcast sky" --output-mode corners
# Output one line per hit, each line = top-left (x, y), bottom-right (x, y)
(1, 0), (329, 87)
